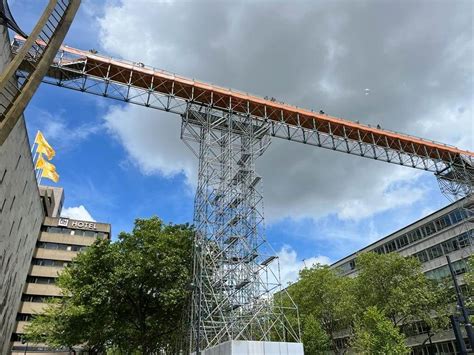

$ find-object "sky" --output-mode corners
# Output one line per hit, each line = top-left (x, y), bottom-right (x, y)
(9, 0), (473, 285)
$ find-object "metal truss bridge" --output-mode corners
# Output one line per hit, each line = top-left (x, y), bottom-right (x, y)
(1, 1), (473, 351)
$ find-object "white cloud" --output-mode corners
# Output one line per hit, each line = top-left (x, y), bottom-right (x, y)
(276, 245), (331, 286)
(61, 205), (95, 222)
(103, 105), (197, 186)
(29, 108), (102, 150)
(92, 1), (472, 232)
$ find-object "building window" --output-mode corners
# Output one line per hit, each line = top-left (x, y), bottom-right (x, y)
(373, 246), (385, 254)
(434, 215), (451, 231)
(458, 233), (471, 248)
(349, 260), (356, 270)
(37, 241), (86, 252)
(449, 208), (467, 224)
(423, 222), (437, 237)
(415, 250), (429, 263)
(43, 226), (106, 238)
(396, 235), (409, 249)
(338, 259), (357, 274)
(441, 238), (459, 254)
(21, 294), (60, 303)
(16, 313), (33, 321)
(425, 259), (469, 280)
(427, 244), (443, 260)
(386, 240), (397, 252)
(32, 258), (68, 267)
(26, 276), (56, 284)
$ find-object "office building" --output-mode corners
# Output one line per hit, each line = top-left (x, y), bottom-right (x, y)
(331, 196), (473, 354)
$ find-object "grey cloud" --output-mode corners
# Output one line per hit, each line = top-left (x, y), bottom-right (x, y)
(94, 0), (472, 222)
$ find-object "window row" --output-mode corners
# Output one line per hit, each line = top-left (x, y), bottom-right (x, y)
(21, 294), (59, 303)
(42, 226), (108, 239)
(37, 241), (86, 252)
(412, 340), (459, 355)
(413, 231), (472, 263)
(32, 258), (69, 267)
(26, 276), (56, 284)
(375, 209), (469, 255)
(338, 209), (470, 273)
(425, 258), (469, 280)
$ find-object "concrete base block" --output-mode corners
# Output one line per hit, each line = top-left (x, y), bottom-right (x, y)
(192, 340), (304, 355)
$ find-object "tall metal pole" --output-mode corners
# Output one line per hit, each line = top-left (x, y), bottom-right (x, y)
(450, 315), (468, 354)
(196, 241), (201, 355)
(446, 255), (474, 351)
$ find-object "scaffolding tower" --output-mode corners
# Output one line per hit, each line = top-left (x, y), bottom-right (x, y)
(181, 105), (301, 351)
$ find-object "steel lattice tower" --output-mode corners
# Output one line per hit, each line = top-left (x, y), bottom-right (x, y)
(181, 105), (300, 351)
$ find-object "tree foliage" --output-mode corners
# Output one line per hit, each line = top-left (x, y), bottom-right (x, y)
(284, 264), (355, 354)
(352, 306), (409, 354)
(25, 217), (193, 354)
(355, 252), (450, 330)
(283, 252), (450, 354)
(301, 314), (331, 354)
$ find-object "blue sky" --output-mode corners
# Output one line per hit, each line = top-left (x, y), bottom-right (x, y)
(11, 0), (472, 283)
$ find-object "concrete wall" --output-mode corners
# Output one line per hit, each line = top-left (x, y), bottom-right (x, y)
(0, 25), (44, 352)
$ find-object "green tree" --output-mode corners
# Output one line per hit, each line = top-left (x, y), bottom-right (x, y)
(25, 217), (193, 354)
(352, 306), (409, 354)
(285, 264), (355, 354)
(355, 252), (449, 330)
(301, 314), (331, 354)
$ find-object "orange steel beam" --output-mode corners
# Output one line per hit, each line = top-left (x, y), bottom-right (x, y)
(12, 36), (474, 174)
(58, 44), (473, 158)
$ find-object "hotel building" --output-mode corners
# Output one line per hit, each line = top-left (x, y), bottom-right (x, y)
(10, 186), (111, 354)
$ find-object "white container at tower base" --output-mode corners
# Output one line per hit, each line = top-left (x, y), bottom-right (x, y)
(192, 340), (305, 355)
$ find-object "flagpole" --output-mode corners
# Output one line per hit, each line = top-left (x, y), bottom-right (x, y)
(31, 131), (39, 154)
(32, 149), (38, 166)
(37, 168), (43, 185)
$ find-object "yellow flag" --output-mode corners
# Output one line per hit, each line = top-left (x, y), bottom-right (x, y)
(34, 131), (55, 160)
(35, 154), (58, 173)
(41, 166), (59, 183)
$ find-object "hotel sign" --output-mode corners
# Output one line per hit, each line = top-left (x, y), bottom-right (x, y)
(57, 218), (97, 230)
